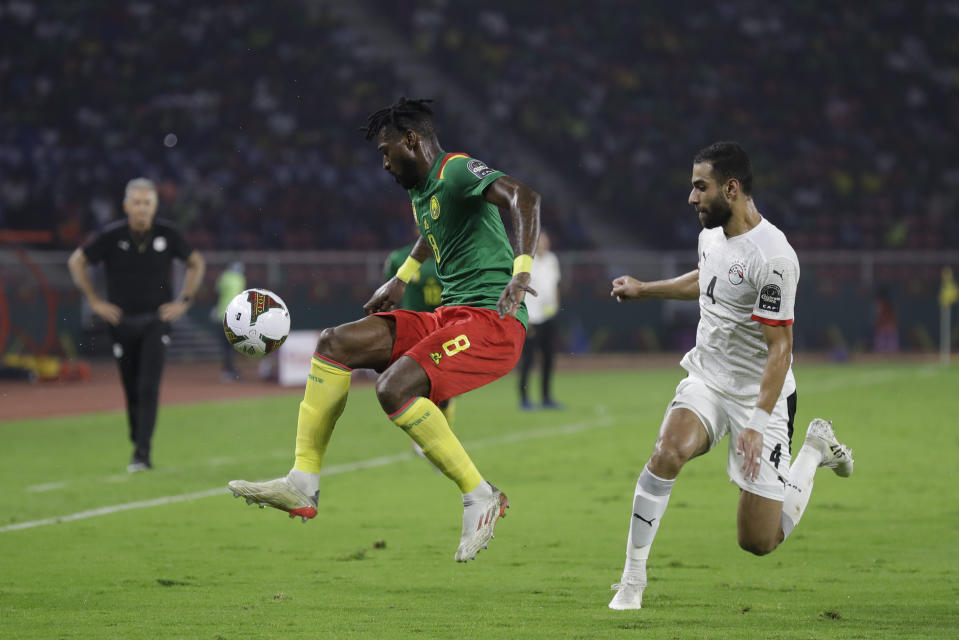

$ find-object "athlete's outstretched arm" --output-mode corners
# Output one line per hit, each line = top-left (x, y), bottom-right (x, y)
(364, 237), (433, 314)
(484, 176), (541, 318)
(611, 270), (700, 302)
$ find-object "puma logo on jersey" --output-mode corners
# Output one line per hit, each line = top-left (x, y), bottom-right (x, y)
(773, 269), (784, 280)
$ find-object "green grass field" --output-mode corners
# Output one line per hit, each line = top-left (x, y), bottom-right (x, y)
(1, 362), (957, 639)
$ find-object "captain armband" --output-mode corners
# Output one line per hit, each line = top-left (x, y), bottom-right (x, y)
(512, 254), (533, 276)
(395, 256), (422, 283)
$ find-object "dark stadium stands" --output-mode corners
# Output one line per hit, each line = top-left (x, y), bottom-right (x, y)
(2, 1), (957, 251)
(387, 0), (959, 250)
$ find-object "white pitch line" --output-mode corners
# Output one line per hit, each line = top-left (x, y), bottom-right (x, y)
(25, 481), (68, 493)
(0, 415), (615, 534)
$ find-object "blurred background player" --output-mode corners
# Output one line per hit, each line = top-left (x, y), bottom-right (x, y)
(213, 261), (246, 382)
(607, 142), (854, 610)
(384, 231), (456, 461)
(518, 229), (562, 410)
(228, 97), (541, 562)
(67, 178), (205, 472)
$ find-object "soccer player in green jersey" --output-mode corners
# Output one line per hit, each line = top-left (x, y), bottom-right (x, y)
(383, 239), (444, 313)
(384, 239), (458, 456)
(230, 97), (541, 562)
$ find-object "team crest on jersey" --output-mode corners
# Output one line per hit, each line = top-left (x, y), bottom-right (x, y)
(728, 263), (745, 285)
(247, 290), (283, 324)
(429, 195), (441, 220)
(153, 236), (167, 252)
(466, 159), (495, 179)
(759, 284), (782, 312)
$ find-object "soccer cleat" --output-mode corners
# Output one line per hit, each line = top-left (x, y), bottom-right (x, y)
(227, 477), (318, 522)
(803, 418), (854, 478)
(454, 483), (509, 562)
(609, 579), (646, 610)
(126, 461), (151, 473)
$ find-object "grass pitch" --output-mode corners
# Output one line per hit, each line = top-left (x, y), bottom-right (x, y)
(1, 361), (956, 639)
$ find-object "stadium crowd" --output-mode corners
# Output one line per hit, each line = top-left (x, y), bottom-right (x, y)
(393, 0), (959, 250)
(0, 1), (412, 250)
(2, 1), (958, 251)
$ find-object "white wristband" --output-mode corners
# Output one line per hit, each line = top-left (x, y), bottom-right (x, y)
(746, 408), (771, 435)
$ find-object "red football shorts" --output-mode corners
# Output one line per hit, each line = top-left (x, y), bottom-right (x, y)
(375, 305), (526, 403)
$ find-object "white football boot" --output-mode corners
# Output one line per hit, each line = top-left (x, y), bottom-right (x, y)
(454, 482), (509, 562)
(228, 477), (318, 522)
(609, 577), (646, 610)
(803, 419), (854, 478)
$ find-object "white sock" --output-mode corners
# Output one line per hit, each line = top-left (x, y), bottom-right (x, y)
(287, 468), (320, 496)
(622, 466), (674, 581)
(781, 445), (820, 539)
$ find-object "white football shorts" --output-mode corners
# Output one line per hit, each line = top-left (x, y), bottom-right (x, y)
(668, 374), (796, 501)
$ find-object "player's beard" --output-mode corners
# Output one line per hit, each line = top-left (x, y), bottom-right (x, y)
(698, 198), (733, 229)
(392, 157), (420, 190)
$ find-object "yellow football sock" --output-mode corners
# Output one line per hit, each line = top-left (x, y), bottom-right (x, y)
(391, 397), (481, 493)
(293, 354), (351, 473)
(439, 397), (457, 429)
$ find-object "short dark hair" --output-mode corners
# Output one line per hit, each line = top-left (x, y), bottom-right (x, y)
(362, 97), (436, 141)
(693, 141), (753, 195)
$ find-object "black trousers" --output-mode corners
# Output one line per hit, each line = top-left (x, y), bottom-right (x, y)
(518, 317), (557, 404)
(110, 314), (169, 463)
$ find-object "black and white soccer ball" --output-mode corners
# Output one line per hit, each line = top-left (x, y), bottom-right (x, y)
(223, 288), (291, 357)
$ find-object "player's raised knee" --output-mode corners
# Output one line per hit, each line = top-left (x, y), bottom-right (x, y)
(315, 325), (360, 365)
(314, 326), (340, 358)
(738, 533), (779, 556)
(647, 446), (690, 478)
(375, 371), (407, 414)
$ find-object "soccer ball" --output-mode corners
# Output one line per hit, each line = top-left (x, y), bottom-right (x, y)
(223, 288), (291, 357)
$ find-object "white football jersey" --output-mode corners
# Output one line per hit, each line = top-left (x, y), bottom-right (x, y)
(679, 217), (799, 399)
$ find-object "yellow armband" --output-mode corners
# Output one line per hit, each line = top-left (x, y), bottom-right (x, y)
(512, 254), (533, 275)
(395, 256), (422, 283)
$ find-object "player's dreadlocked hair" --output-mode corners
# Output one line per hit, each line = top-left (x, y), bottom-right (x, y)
(362, 97), (436, 141)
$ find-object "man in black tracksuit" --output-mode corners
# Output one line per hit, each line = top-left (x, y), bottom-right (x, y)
(68, 178), (205, 472)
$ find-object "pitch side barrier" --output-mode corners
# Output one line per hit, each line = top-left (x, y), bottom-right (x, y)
(2, 249), (956, 358)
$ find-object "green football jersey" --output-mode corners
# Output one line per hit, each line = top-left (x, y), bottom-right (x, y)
(384, 243), (443, 312)
(407, 152), (528, 327)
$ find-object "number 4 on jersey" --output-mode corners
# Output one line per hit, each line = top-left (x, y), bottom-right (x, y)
(706, 275), (717, 304)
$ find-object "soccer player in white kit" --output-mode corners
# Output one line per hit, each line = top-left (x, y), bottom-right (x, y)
(607, 142), (854, 610)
